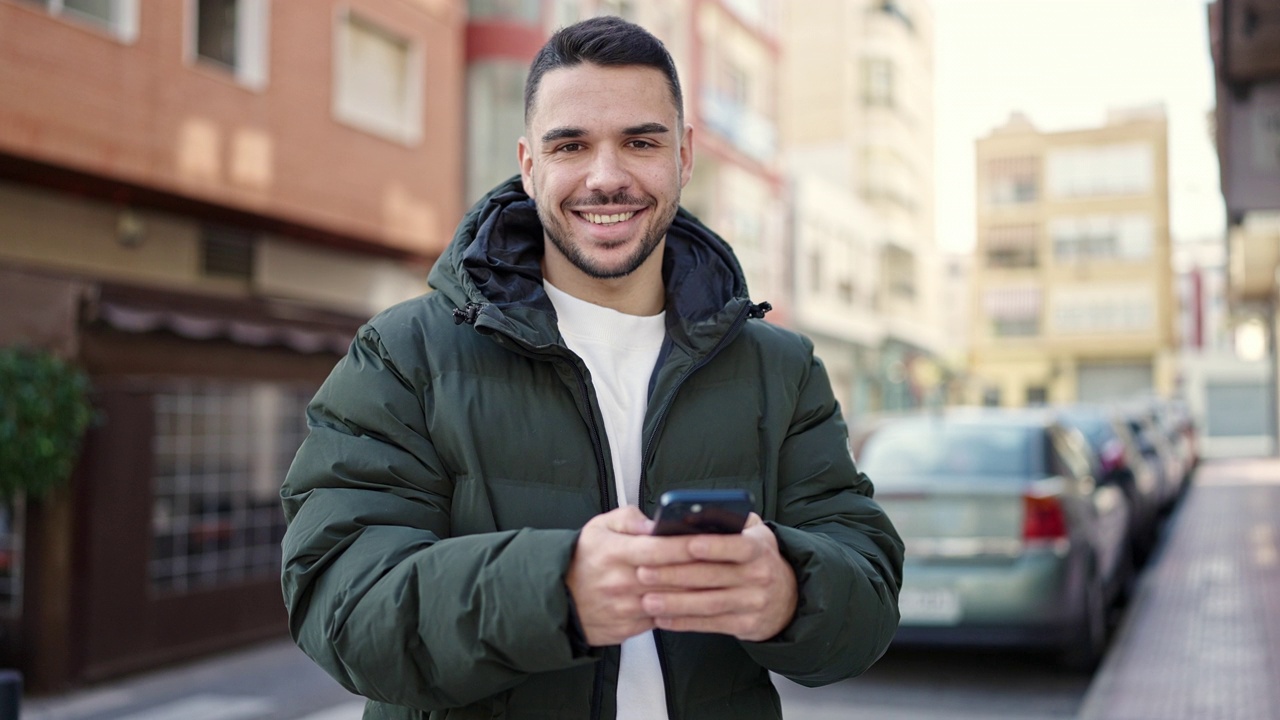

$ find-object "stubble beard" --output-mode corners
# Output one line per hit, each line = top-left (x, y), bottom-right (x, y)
(539, 191), (679, 280)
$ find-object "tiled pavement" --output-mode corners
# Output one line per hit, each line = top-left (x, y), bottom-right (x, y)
(1077, 457), (1280, 720)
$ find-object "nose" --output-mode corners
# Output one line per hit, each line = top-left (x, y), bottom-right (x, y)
(584, 146), (632, 197)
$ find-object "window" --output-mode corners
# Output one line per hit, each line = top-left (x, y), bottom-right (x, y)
(984, 287), (1042, 337)
(467, 0), (540, 22)
(334, 11), (422, 145)
(863, 58), (895, 107)
(189, 0), (269, 88)
(1026, 386), (1048, 406)
(1047, 143), (1154, 198)
(1051, 214), (1153, 263)
(0, 501), (21, 617)
(1050, 285), (1156, 335)
(201, 224), (257, 280)
(150, 381), (313, 594)
(986, 156), (1039, 205)
(985, 224), (1039, 268)
(23, 0), (139, 41)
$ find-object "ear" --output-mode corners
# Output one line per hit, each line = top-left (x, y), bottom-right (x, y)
(678, 123), (694, 189)
(518, 137), (535, 198)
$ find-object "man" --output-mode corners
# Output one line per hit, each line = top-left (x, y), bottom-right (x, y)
(281, 16), (902, 720)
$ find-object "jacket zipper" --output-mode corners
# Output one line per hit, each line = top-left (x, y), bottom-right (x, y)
(642, 300), (763, 720)
(466, 299), (767, 720)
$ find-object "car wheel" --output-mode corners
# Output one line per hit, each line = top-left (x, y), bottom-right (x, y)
(1061, 569), (1108, 673)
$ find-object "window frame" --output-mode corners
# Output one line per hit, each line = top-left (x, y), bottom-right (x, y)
(332, 6), (425, 146)
(183, 0), (271, 90)
(25, 0), (139, 43)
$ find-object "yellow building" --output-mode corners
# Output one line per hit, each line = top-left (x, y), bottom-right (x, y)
(969, 108), (1176, 407)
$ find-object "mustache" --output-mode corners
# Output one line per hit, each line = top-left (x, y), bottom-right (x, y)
(565, 192), (650, 208)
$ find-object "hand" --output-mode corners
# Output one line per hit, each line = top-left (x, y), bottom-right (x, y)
(566, 506), (693, 646)
(634, 514), (798, 642)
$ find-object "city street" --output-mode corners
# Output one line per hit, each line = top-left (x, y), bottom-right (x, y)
(20, 457), (1280, 720)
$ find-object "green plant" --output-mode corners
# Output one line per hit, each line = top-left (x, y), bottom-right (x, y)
(0, 347), (94, 501)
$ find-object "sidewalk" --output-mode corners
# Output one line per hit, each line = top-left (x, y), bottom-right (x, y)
(1078, 456), (1280, 720)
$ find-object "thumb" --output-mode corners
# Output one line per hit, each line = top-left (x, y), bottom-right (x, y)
(596, 505), (654, 535)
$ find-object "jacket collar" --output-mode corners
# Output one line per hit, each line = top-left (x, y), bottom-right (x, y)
(429, 176), (759, 353)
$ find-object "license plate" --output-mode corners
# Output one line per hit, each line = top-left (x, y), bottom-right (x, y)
(898, 587), (961, 625)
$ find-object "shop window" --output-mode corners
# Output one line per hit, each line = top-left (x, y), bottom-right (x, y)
(190, 0), (270, 88)
(22, 0), (139, 41)
(149, 381), (313, 595)
(0, 501), (21, 617)
(334, 11), (422, 145)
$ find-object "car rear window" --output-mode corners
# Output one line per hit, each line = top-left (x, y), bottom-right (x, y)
(858, 420), (1038, 479)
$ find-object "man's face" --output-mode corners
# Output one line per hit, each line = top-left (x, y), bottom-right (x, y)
(519, 63), (693, 281)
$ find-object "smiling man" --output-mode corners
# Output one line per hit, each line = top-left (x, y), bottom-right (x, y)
(281, 16), (903, 720)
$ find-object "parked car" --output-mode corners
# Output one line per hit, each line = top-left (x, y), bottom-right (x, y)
(855, 408), (1132, 671)
(1057, 403), (1163, 565)
(1118, 403), (1183, 513)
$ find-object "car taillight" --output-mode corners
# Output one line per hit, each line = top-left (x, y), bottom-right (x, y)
(1022, 493), (1068, 541)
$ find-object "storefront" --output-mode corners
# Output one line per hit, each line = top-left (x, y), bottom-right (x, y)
(1, 268), (362, 692)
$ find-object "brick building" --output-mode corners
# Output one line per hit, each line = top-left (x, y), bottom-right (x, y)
(0, 0), (466, 691)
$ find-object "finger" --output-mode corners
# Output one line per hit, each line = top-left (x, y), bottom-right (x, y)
(616, 535), (699, 567)
(641, 587), (767, 619)
(651, 612), (768, 640)
(744, 512), (764, 529)
(636, 562), (744, 589)
(685, 533), (760, 564)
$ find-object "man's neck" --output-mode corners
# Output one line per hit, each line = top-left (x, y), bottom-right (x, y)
(541, 249), (666, 317)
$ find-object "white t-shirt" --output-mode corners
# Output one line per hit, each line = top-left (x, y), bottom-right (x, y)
(543, 280), (669, 720)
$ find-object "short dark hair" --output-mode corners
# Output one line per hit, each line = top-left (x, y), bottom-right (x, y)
(524, 16), (684, 126)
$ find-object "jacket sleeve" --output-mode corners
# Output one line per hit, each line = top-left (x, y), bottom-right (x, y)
(280, 324), (594, 711)
(741, 346), (904, 686)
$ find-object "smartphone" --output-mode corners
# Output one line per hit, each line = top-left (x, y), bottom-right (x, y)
(651, 489), (754, 536)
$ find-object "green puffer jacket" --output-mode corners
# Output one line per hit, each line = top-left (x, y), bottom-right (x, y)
(281, 177), (904, 720)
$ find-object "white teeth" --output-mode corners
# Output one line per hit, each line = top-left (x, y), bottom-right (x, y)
(581, 211), (636, 225)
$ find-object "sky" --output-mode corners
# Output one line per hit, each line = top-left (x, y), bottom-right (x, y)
(932, 0), (1225, 252)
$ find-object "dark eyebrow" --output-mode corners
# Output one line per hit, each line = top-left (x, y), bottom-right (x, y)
(540, 123), (671, 144)
(541, 127), (586, 143)
(624, 122), (670, 136)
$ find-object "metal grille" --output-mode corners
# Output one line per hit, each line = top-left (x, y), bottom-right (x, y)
(201, 225), (257, 280)
(149, 381), (312, 594)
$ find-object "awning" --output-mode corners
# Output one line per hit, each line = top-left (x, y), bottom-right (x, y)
(983, 287), (1042, 320)
(88, 284), (365, 355)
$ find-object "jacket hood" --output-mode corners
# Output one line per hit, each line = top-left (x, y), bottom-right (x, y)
(428, 176), (758, 349)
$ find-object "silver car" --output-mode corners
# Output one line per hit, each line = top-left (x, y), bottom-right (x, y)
(856, 408), (1132, 671)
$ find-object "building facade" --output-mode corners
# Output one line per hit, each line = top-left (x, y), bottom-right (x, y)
(968, 108), (1176, 407)
(1207, 0), (1280, 453)
(0, 0), (466, 691)
(780, 0), (938, 414)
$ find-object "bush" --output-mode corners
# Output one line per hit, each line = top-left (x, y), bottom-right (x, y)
(0, 347), (94, 501)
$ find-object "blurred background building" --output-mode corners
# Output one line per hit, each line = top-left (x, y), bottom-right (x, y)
(1206, 0), (1280, 455)
(781, 0), (940, 415)
(0, 0), (465, 691)
(967, 107), (1176, 407)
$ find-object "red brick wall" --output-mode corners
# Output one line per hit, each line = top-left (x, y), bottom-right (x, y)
(0, 0), (466, 258)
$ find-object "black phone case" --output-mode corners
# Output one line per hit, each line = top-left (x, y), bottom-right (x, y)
(651, 489), (753, 535)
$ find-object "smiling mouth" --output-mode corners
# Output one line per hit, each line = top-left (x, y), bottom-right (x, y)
(576, 211), (638, 225)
